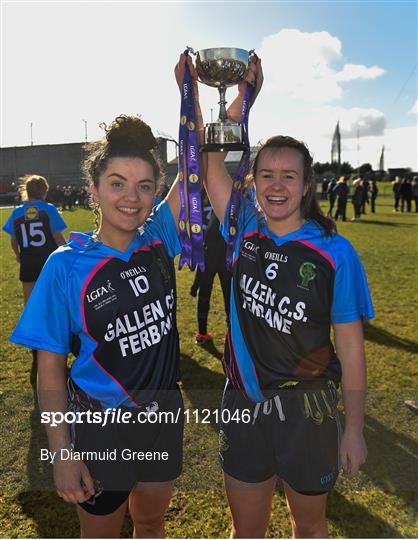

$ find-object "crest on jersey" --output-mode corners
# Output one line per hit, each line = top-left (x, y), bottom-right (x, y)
(299, 262), (316, 287)
(25, 206), (38, 220)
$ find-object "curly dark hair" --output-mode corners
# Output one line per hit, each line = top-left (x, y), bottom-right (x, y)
(82, 115), (164, 229)
(248, 135), (336, 236)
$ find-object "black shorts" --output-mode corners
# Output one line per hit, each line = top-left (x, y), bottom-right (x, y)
(219, 381), (341, 494)
(19, 255), (48, 282)
(70, 386), (184, 515)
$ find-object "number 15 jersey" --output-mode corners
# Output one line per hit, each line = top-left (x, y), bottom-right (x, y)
(3, 201), (66, 259)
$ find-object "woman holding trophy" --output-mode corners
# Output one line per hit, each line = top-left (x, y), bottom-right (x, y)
(176, 52), (373, 538)
(11, 115), (188, 537)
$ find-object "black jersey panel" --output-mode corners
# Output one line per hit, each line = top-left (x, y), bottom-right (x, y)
(81, 244), (179, 405)
(232, 232), (341, 391)
(14, 209), (58, 261)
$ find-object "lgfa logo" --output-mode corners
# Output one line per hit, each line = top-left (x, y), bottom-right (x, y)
(243, 241), (260, 254)
(86, 280), (115, 303)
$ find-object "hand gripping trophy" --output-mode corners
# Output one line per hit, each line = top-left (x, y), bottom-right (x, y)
(176, 46), (257, 270)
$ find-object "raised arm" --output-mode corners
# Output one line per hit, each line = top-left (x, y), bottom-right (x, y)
(205, 56), (263, 223)
(166, 53), (205, 231)
(170, 53), (263, 225)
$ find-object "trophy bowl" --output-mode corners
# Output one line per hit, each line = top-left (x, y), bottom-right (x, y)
(193, 47), (253, 152)
(196, 48), (249, 88)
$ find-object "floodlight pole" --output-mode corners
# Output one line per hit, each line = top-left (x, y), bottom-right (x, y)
(82, 119), (88, 142)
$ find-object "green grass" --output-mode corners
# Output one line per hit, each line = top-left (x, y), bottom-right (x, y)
(0, 199), (417, 538)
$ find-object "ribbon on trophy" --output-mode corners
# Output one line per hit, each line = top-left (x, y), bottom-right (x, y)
(177, 49), (205, 270)
(226, 53), (257, 268)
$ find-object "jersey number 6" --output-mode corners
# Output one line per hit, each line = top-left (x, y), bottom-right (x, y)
(265, 262), (278, 280)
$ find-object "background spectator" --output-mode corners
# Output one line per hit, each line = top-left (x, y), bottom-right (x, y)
(334, 176), (349, 221)
(412, 177), (418, 213)
(351, 178), (363, 221)
(400, 178), (413, 212)
(361, 179), (370, 214)
(370, 180), (379, 213)
(392, 177), (401, 212)
(327, 176), (337, 217)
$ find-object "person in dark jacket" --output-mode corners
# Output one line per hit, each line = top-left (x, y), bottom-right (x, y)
(351, 178), (363, 221)
(392, 177), (401, 211)
(370, 180), (378, 213)
(400, 178), (413, 212)
(191, 211), (231, 344)
(361, 179), (369, 214)
(321, 177), (329, 200)
(327, 177), (337, 216)
(412, 177), (418, 213)
(334, 176), (349, 221)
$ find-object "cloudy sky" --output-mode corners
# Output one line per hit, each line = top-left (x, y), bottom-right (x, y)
(1, 1), (417, 169)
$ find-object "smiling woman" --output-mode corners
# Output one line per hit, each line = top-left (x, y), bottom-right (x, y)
(248, 135), (336, 237)
(88, 157), (156, 251)
(83, 116), (162, 251)
(207, 135), (373, 538)
(10, 114), (187, 538)
(180, 51), (375, 538)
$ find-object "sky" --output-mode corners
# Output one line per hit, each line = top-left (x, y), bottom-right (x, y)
(1, 0), (417, 170)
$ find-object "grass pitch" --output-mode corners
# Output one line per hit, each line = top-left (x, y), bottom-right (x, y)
(0, 198), (417, 538)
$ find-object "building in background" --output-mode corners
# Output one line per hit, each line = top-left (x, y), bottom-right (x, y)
(0, 139), (249, 205)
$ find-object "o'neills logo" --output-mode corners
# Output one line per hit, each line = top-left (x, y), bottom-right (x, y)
(120, 266), (146, 280)
(86, 280), (115, 303)
(264, 252), (288, 263)
(243, 241), (260, 254)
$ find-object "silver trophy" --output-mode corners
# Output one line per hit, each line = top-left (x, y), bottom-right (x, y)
(188, 47), (254, 152)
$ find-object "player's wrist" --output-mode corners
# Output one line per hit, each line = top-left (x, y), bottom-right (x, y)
(342, 424), (364, 436)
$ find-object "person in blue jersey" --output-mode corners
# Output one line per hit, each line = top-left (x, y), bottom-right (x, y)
(3, 174), (67, 304)
(177, 55), (374, 538)
(11, 115), (186, 537)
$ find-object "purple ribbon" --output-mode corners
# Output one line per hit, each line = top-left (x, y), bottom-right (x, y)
(178, 50), (204, 270)
(226, 80), (256, 268)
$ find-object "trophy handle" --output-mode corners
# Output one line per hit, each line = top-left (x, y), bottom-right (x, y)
(184, 47), (205, 88)
(186, 46), (197, 56)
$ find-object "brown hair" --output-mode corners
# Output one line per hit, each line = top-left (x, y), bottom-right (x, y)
(249, 135), (336, 236)
(18, 174), (49, 201)
(83, 115), (163, 229)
